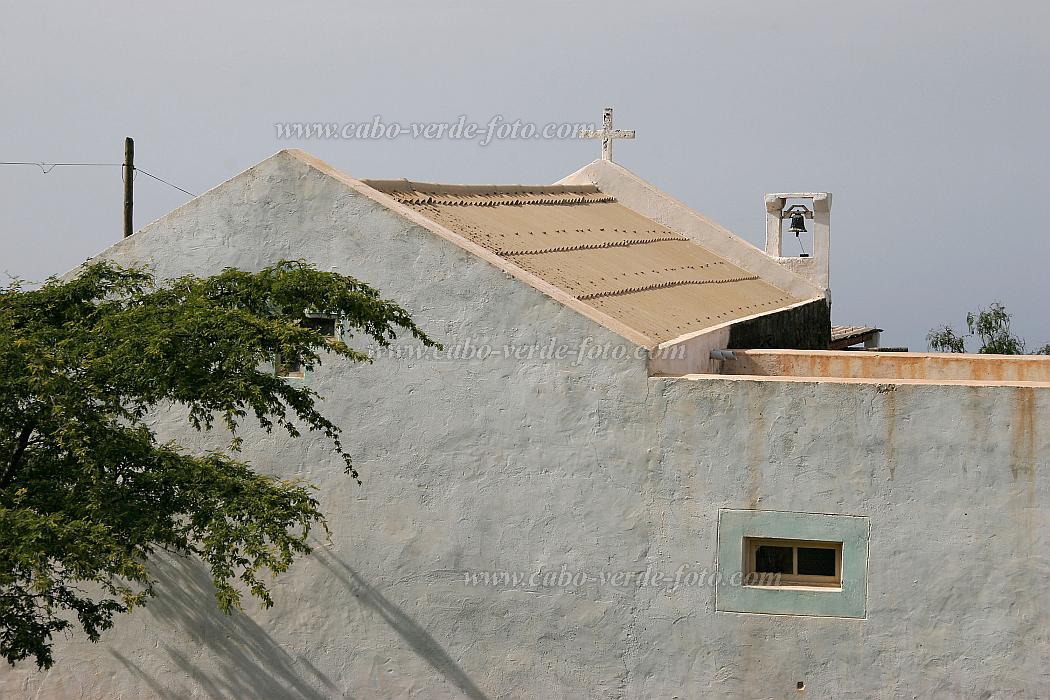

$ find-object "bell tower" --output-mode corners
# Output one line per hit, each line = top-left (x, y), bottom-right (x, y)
(764, 192), (831, 292)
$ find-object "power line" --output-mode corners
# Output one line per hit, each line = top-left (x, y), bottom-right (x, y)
(135, 167), (196, 197)
(0, 160), (195, 196)
(0, 161), (120, 173)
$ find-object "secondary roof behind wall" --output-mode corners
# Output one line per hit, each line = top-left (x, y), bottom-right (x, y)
(364, 179), (804, 345)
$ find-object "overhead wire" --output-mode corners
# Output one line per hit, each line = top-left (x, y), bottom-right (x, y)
(0, 160), (195, 195)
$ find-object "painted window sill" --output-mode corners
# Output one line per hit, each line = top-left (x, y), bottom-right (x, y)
(743, 585), (843, 593)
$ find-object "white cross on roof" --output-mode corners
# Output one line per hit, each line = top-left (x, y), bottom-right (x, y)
(579, 107), (635, 161)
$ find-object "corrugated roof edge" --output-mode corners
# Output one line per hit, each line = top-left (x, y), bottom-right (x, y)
(656, 297), (826, 350)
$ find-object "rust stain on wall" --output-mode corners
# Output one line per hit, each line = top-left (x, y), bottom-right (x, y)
(745, 385), (767, 509)
(1009, 387), (1038, 556)
(722, 349), (1050, 385)
(1010, 388), (1037, 481)
(881, 385), (898, 480)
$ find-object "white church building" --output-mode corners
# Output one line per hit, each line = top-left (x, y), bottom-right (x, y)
(4, 139), (1049, 697)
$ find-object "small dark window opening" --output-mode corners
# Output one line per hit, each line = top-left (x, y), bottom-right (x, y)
(797, 547), (836, 576)
(755, 545), (793, 574)
(276, 358), (304, 379)
(744, 538), (842, 588)
(301, 316), (337, 337)
(277, 315), (338, 378)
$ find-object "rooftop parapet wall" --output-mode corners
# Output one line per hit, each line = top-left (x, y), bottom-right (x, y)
(710, 349), (1050, 387)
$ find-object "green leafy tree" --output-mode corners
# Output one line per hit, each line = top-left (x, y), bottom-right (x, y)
(0, 261), (436, 669)
(928, 302), (1045, 355)
(966, 302), (1025, 355)
(926, 325), (967, 353)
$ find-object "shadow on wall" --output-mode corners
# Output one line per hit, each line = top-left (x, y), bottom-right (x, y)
(111, 554), (491, 700)
(314, 551), (491, 700)
(113, 556), (340, 699)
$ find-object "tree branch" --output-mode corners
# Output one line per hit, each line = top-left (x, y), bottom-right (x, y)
(1, 425), (34, 488)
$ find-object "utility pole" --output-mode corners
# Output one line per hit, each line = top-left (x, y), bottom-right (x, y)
(123, 137), (134, 238)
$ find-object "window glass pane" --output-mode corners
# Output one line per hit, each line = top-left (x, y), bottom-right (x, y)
(754, 545), (793, 574)
(302, 317), (336, 337)
(797, 547), (836, 576)
(277, 358), (303, 377)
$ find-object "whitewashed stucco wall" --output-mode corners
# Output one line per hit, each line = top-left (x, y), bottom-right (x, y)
(3, 153), (1047, 699)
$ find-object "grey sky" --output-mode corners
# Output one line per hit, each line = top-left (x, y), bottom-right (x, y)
(2, 1), (1047, 351)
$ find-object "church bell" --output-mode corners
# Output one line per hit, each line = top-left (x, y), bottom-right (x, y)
(789, 212), (807, 236)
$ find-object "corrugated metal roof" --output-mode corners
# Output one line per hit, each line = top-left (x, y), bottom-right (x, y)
(831, 325), (879, 341)
(363, 180), (804, 344)
(830, 325), (882, 350)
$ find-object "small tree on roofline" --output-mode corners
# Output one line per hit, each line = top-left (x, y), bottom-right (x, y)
(927, 302), (1047, 355)
(926, 325), (967, 354)
(0, 260), (437, 669)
